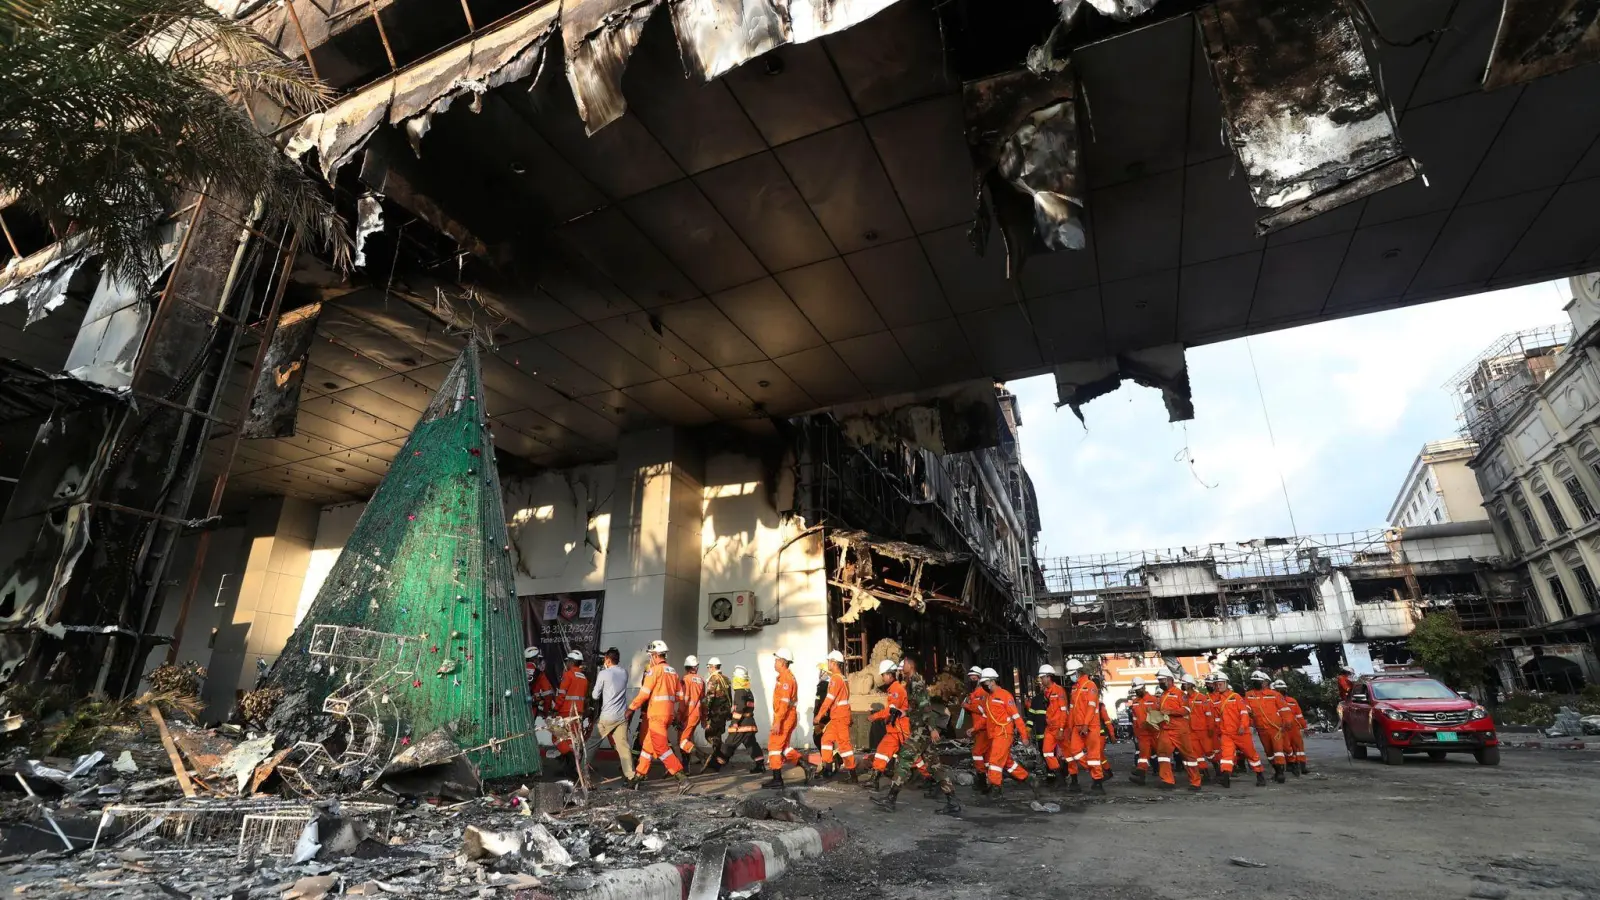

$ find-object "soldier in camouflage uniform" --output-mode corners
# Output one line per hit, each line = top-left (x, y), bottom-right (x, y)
(699, 658), (732, 772)
(872, 658), (961, 815)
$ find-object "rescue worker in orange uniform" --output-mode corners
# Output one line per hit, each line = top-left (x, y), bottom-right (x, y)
(1211, 671), (1266, 787)
(1275, 679), (1309, 775)
(626, 640), (689, 793)
(1181, 674), (1212, 782)
(1095, 672), (1117, 780)
(677, 656), (706, 761)
(764, 648), (815, 787)
(1036, 664), (1070, 785)
(978, 668), (1038, 800)
(1335, 665), (1356, 729)
(962, 666), (991, 794)
(524, 647), (555, 716)
(1155, 671), (1201, 791)
(815, 650), (858, 780)
(554, 650), (589, 761)
(1127, 677), (1159, 785)
(868, 659), (923, 790)
(1246, 670), (1291, 783)
(1063, 659), (1107, 793)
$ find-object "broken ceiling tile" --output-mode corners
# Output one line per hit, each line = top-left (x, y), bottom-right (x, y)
(242, 303), (323, 440)
(789, 0), (901, 43)
(562, 0), (663, 134)
(832, 379), (1002, 455)
(1197, 0), (1420, 236)
(671, 0), (790, 81)
(1053, 343), (1193, 423)
(964, 66), (1085, 279)
(1482, 0), (1600, 90)
(352, 194), (385, 270)
(1057, 0), (1162, 24)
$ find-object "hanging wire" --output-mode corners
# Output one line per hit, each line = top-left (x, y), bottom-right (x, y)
(1174, 421), (1218, 489)
(1244, 335), (1300, 537)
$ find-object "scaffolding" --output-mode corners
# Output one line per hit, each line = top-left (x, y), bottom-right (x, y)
(1446, 325), (1571, 446)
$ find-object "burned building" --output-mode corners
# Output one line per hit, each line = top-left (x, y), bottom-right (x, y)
(1, 0), (1599, 713)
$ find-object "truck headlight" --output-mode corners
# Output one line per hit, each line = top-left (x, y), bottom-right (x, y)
(1469, 705), (1490, 721)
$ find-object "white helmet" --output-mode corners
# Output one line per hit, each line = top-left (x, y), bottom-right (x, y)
(826, 650), (845, 663)
(524, 647), (541, 660)
(647, 640), (669, 654)
(879, 659), (898, 675)
(1207, 671), (1227, 683)
(566, 650), (583, 662)
(1340, 665), (1355, 674)
(1038, 664), (1057, 677)
(685, 655), (699, 668)
(708, 657), (721, 667)
(773, 648), (794, 662)
(1130, 676), (1146, 689)
(980, 667), (1000, 682)
(968, 666), (983, 676)
(1156, 670), (1175, 681)
(1065, 659), (1083, 674)
(1180, 674), (1196, 686)
(733, 665), (748, 677)
(1249, 669), (1269, 682)
(1272, 679), (1287, 690)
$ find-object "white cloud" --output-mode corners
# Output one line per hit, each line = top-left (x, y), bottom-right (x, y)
(1012, 281), (1575, 559)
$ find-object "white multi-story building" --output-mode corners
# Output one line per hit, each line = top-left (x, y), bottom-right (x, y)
(1387, 438), (1488, 528)
(1461, 274), (1600, 691)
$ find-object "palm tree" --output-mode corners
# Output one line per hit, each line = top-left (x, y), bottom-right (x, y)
(0, 0), (347, 286)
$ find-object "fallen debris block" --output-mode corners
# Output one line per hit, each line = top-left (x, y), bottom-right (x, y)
(524, 822), (574, 870)
(462, 825), (522, 861)
(686, 842), (728, 900)
(733, 794), (821, 823)
(1230, 857), (1268, 868)
(113, 751), (138, 775)
(210, 734), (277, 795)
(283, 874), (339, 900)
(640, 833), (666, 854)
(375, 728), (481, 801)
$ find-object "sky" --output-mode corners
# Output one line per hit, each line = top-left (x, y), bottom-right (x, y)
(1009, 281), (1575, 560)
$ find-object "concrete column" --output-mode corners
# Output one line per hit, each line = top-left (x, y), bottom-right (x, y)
(203, 496), (319, 713)
(601, 429), (704, 677)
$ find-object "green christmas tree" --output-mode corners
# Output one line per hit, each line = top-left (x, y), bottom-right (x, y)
(264, 342), (539, 779)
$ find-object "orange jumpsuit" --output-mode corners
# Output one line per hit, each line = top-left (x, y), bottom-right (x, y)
(984, 684), (1031, 786)
(816, 671), (856, 770)
(677, 671), (705, 755)
(629, 661), (683, 776)
(1186, 687), (1213, 776)
(1066, 675), (1105, 781)
(526, 663), (555, 716)
(555, 665), (589, 755)
(1217, 690), (1263, 773)
(1040, 681), (1069, 773)
(1284, 696), (1308, 767)
(767, 666), (803, 771)
(1246, 687), (1291, 768)
(1130, 692), (1158, 773)
(1157, 687), (1201, 787)
(964, 686), (991, 778)
(871, 681), (912, 772)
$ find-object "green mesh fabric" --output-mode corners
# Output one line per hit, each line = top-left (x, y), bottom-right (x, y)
(264, 343), (539, 779)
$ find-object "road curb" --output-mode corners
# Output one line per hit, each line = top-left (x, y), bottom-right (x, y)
(526, 822), (846, 899)
(1500, 740), (1592, 750)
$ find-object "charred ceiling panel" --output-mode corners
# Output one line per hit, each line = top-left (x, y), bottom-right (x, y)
(671, 0), (789, 81)
(1053, 342), (1193, 423)
(0, 359), (130, 426)
(562, 0), (662, 134)
(241, 303), (324, 439)
(0, 239), (97, 328)
(964, 66), (1085, 279)
(0, 505), (91, 638)
(834, 379), (1002, 455)
(287, 4), (559, 177)
(1483, 0), (1600, 90)
(1197, 0), (1419, 235)
(2, 404), (120, 522)
(62, 270), (153, 390)
(830, 528), (972, 621)
(1057, 0), (1162, 24)
(788, 0), (901, 43)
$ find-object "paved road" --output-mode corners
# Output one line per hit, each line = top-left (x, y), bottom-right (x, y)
(748, 734), (1600, 900)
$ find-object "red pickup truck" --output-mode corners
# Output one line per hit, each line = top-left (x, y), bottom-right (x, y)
(1341, 675), (1500, 766)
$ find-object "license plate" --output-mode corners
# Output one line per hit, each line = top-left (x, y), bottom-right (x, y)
(1435, 731), (1458, 743)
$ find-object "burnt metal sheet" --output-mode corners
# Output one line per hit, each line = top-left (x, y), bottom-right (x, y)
(352, 194), (385, 269)
(0, 505), (91, 638)
(789, 0), (901, 43)
(1053, 343), (1193, 423)
(671, 0), (789, 81)
(1483, 0), (1600, 90)
(63, 271), (153, 389)
(965, 66), (1085, 275)
(562, 0), (663, 134)
(0, 234), (97, 328)
(833, 380), (1002, 455)
(1197, 0), (1419, 235)
(1058, 0), (1162, 24)
(2, 404), (120, 521)
(241, 303), (323, 439)
(0, 358), (130, 426)
(285, 82), (395, 182)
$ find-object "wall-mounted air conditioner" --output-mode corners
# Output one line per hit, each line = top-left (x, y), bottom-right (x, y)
(706, 591), (759, 631)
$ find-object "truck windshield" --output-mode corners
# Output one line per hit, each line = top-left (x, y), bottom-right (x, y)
(1371, 679), (1458, 700)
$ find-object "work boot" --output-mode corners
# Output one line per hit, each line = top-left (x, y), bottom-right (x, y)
(937, 792), (962, 816)
(866, 772), (882, 792)
(1129, 770), (1147, 786)
(988, 786), (1004, 804)
(1300, 762), (1311, 776)
(1156, 780), (1174, 791)
(675, 773), (691, 796)
(1187, 783), (1202, 793)
(1067, 774), (1082, 794)
(1218, 770), (1231, 788)
(1029, 779), (1043, 801)
(628, 777), (642, 791)
(1044, 772), (1058, 788)
(800, 761), (818, 785)
(1090, 778), (1105, 795)
(749, 759), (765, 775)
(872, 787), (899, 812)
(847, 768), (860, 784)
(974, 778), (990, 796)
(1273, 765), (1287, 784)
(1290, 761), (1302, 777)
(763, 770), (785, 790)
(1255, 771), (1267, 787)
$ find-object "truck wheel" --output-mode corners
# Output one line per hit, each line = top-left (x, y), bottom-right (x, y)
(1475, 747), (1501, 767)
(1426, 751), (1446, 761)
(1344, 728), (1368, 760)
(1380, 744), (1405, 766)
